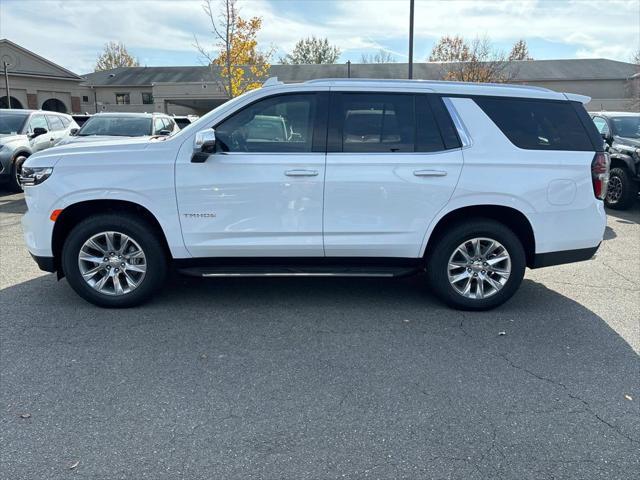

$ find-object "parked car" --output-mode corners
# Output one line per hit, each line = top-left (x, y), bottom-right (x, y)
(172, 115), (199, 130)
(0, 109), (78, 192)
(590, 112), (639, 209)
(58, 112), (179, 145)
(21, 78), (608, 310)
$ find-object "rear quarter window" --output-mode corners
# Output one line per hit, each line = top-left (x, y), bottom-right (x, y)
(474, 97), (594, 151)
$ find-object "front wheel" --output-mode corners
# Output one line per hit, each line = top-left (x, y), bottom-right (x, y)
(426, 219), (526, 310)
(7, 155), (28, 193)
(61, 214), (168, 308)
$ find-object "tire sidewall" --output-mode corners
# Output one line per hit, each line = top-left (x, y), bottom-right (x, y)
(427, 220), (526, 310)
(62, 214), (167, 308)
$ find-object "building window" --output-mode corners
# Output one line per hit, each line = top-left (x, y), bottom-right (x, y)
(115, 93), (130, 105)
(82, 95), (89, 103)
(142, 92), (154, 104)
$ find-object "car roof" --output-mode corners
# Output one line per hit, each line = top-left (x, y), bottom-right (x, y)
(590, 111), (639, 117)
(0, 109), (71, 117)
(260, 77), (588, 103)
(92, 112), (165, 118)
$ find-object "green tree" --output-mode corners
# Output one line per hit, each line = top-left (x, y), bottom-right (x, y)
(279, 37), (341, 64)
(94, 41), (140, 71)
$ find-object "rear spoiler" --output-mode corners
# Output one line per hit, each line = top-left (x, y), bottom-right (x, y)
(563, 93), (591, 104)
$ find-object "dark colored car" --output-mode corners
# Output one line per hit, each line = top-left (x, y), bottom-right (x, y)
(591, 112), (640, 209)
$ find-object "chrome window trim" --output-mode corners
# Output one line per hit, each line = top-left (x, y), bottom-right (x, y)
(443, 97), (473, 149)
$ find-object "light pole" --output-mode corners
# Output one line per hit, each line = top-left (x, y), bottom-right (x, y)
(3, 61), (11, 109)
(408, 0), (414, 79)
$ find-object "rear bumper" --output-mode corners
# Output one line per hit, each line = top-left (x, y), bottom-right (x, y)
(530, 244), (600, 269)
(30, 254), (56, 273)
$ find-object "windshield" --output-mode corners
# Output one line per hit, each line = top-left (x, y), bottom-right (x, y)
(0, 113), (29, 135)
(610, 116), (640, 139)
(77, 116), (152, 137)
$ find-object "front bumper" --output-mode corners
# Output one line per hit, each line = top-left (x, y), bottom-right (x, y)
(30, 253), (56, 272)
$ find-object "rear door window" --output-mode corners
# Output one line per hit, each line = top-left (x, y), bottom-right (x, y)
(474, 97), (594, 151)
(336, 93), (414, 153)
(46, 115), (65, 131)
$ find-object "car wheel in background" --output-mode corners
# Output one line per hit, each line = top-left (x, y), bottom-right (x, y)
(7, 155), (28, 193)
(605, 167), (636, 210)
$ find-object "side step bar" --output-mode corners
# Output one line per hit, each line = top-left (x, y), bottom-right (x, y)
(178, 265), (422, 278)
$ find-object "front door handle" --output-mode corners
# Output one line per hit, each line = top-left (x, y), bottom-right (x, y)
(285, 169), (319, 177)
(413, 169), (447, 177)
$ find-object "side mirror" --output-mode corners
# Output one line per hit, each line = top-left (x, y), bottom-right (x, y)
(70, 128), (79, 136)
(31, 127), (48, 139)
(159, 129), (171, 136)
(192, 129), (216, 163)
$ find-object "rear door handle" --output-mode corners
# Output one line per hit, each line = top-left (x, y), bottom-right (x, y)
(413, 169), (447, 177)
(285, 169), (319, 177)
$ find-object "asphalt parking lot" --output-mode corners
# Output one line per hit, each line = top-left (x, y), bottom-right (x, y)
(1, 190), (638, 479)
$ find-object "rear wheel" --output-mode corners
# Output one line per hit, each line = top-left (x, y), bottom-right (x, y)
(605, 167), (636, 210)
(7, 155), (28, 193)
(426, 219), (526, 310)
(61, 214), (168, 307)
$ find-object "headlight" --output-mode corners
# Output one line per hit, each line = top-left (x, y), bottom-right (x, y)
(19, 167), (53, 186)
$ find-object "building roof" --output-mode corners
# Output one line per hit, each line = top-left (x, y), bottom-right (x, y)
(0, 39), (83, 81)
(81, 58), (639, 87)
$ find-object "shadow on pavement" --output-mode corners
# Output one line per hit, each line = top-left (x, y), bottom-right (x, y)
(1, 271), (638, 479)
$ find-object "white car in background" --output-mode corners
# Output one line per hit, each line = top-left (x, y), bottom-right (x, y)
(59, 112), (179, 145)
(20, 78), (608, 311)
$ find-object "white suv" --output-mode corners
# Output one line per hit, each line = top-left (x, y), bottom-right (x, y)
(20, 79), (608, 310)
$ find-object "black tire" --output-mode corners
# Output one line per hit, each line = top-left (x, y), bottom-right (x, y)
(61, 213), (168, 308)
(605, 167), (637, 210)
(7, 155), (28, 193)
(426, 219), (526, 311)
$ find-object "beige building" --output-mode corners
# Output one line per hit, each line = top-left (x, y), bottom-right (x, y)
(2, 38), (638, 116)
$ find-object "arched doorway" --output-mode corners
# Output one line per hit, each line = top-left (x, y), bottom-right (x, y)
(42, 98), (67, 113)
(0, 96), (24, 109)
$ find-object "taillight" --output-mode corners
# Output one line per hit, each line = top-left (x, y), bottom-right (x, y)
(591, 152), (610, 200)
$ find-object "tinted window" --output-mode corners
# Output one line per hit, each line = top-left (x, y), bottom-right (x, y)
(175, 118), (191, 129)
(337, 93), (414, 153)
(46, 115), (65, 131)
(610, 116), (640, 139)
(28, 115), (48, 132)
(78, 116), (152, 136)
(0, 112), (29, 134)
(215, 94), (317, 153)
(475, 97), (594, 151)
(415, 96), (445, 152)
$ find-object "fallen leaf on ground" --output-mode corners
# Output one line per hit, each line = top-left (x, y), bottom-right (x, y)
(68, 461), (79, 470)
(19, 413), (31, 419)
(624, 394), (633, 401)
(498, 331), (506, 336)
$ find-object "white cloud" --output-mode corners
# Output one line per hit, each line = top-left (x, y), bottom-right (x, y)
(0, 0), (637, 73)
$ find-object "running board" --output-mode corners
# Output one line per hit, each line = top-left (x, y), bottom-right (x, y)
(178, 265), (421, 278)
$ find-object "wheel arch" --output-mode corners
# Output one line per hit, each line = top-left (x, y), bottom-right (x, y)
(423, 204), (536, 267)
(51, 199), (172, 277)
(609, 154), (635, 175)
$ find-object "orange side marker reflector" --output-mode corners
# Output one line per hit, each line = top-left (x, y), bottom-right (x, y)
(50, 209), (63, 222)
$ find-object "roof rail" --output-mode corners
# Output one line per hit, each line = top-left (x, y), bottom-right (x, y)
(262, 77), (283, 87)
(304, 78), (553, 92)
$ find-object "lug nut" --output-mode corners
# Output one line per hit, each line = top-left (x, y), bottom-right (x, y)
(120, 263), (125, 267)
(467, 267), (472, 272)
(481, 270), (486, 274)
(473, 273), (478, 277)
(115, 268), (119, 272)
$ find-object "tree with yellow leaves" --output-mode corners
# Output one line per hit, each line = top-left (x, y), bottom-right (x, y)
(195, 0), (272, 98)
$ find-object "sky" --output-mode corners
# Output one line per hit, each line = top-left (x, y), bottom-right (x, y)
(0, 0), (638, 74)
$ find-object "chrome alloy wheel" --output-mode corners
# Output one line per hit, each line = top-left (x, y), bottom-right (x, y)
(447, 237), (511, 300)
(606, 175), (622, 204)
(77, 231), (147, 296)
